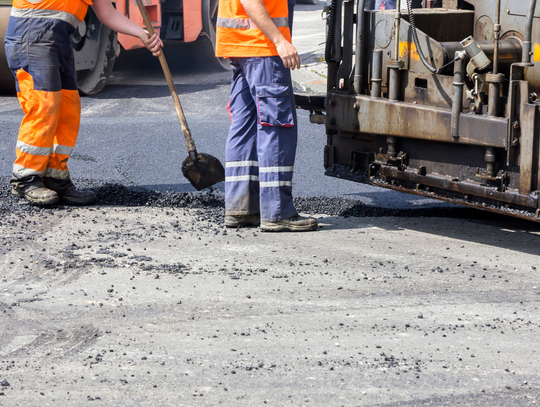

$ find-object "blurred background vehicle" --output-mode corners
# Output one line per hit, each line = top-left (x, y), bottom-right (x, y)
(0, 0), (228, 95)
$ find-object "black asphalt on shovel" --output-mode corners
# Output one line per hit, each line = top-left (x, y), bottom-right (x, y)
(135, 0), (225, 190)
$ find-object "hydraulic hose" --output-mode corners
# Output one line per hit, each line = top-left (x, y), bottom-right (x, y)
(406, 0), (437, 73)
(325, 0), (338, 63)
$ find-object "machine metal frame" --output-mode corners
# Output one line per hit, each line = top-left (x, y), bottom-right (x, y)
(298, 0), (540, 221)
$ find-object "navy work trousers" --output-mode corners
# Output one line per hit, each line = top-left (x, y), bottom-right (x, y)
(225, 56), (299, 222)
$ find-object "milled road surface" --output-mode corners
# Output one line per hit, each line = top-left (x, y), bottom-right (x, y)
(0, 183), (540, 405)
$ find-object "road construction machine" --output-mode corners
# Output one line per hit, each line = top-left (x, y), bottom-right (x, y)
(297, 0), (540, 221)
(0, 0), (225, 95)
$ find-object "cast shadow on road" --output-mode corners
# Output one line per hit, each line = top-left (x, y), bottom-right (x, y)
(316, 207), (540, 257)
(90, 82), (230, 100)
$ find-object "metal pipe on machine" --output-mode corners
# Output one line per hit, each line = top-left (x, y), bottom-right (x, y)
(441, 40), (522, 68)
(493, 0), (501, 75)
(393, 0), (401, 62)
(371, 49), (383, 97)
(451, 51), (466, 140)
(487, 0), (505, 119)
(353, 0), (367, 94)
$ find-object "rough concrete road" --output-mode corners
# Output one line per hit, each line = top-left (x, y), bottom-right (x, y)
(1, 196), (539, 406)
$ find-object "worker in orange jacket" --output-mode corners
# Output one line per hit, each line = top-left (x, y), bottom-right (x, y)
(216, 0), (318, 232)
(5, 0), (163, 205)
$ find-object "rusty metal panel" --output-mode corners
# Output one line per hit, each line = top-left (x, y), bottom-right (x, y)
(411, 10), (474, 42)
(327, 94), (508, 147)
(466, 0), (540, 93)
(519, 104), (538, 195)
(507, 2), (540, 17)
(378, 165), (539, 208)
(507, 77), (529, 166)
(403, 71), (454, 108)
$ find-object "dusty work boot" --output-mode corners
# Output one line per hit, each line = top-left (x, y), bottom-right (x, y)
(59, 186), (98, 205)
(44, 178), (97, 205)
(224, 213), (260, 228)
(11, 183), (59, 205)
(260, 215), (318, 232)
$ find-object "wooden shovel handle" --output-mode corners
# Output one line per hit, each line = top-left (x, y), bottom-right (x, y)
(134, 0), (197, 154)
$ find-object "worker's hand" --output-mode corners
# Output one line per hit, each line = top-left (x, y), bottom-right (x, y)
(276, 39), (301, 70)
(140, 31), (163, 57)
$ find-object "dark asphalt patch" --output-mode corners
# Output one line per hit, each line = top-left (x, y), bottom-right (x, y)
(0, 176), (489, 221)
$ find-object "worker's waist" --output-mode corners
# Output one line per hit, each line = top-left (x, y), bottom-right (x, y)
(5, 14), (76, 46)
(11, 5), (87, 28)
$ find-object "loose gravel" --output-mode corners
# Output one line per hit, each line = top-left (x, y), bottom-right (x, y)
(0, 176), (491, 223)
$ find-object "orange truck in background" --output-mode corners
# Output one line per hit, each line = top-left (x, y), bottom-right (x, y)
(0, 0), (225, 95)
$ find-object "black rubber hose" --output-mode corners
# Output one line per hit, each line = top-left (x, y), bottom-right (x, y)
(406, 0), (438, 73)
(325, 0), (338, 63)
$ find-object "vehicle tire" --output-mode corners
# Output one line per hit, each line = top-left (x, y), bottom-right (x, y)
(0, 6), (16, 95)
(75, 10), (117, 96)
(202, 0), (230, 71)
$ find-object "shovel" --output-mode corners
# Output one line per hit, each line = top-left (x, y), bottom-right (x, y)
(134, 0), (225, 190)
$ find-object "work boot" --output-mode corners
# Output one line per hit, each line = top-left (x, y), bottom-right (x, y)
(11, 183), (59, 205)
(224, 213), (260, 228)
(260, 215), (318, 232)
(44, 178), (97, 205)
(59, 186), (98, 205)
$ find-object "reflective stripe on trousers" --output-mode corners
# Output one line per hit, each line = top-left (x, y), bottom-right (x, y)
(5, 16), (80, 180)
(225, 56), (298, 222)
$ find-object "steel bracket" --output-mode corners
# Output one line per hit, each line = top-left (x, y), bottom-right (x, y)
(475, 169), (508, 192)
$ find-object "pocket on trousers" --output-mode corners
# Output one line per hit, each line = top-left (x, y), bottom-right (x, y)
(255, 84), (294, 127)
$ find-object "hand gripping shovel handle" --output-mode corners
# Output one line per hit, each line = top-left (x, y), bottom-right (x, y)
(134, 0), (197, 157)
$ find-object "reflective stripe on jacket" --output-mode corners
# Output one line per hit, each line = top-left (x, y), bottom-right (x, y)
(11, 0), (92, 27)
(215, 0), (291, 58)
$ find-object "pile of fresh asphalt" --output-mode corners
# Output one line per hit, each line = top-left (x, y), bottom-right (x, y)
(0, 176), (490, 222)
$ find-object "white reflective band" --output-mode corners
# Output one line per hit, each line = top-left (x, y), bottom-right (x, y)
(11, 7), (82, 28)
(225, 175), (260, 182)
(52, 144), (73, 156)
(13, 164), (46, 177)
(259, 166), (294, 173)
(225, 161), (259, 168)
(217, 17), (289, 30)
(44, 167), (71, 179)
(260, 181), (293, 187)
(16, 140), (52, 157)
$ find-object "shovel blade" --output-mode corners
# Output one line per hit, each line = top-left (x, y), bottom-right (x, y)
(181, 152), (225, 191)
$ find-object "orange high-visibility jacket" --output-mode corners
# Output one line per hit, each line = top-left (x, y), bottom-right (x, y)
(215, 0), (291, 58)
(11, 0), (92, 27)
